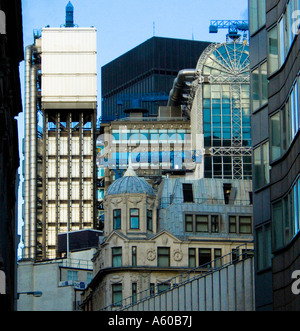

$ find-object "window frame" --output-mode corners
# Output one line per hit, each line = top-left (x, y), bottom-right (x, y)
(157, 247), (170, 267)
(130, 208), (140, 229)
(112, 247), (122, 268)
(113, 209), (121, 230)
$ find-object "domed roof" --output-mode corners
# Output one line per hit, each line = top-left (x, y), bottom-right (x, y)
(106, 165), (155, 196)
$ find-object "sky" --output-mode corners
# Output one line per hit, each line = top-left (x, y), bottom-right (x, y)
(16, 0), (248, 253)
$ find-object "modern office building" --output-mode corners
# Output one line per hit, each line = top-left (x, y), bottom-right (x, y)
(249, 0), (300, 310)
(0, 0), (24, 310)
(101, 37), (211, 122)
(21, 3), (98, 261)
(186, 41), (252, 180)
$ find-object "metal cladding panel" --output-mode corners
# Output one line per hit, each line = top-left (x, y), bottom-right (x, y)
(41, 28), (97, 53)
(41, 28), (97, 108)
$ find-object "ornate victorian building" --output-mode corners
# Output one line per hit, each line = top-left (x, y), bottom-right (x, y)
(81, 164), (253, 310)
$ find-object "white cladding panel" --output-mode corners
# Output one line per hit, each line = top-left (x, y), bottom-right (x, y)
(41, 28), (97, 105)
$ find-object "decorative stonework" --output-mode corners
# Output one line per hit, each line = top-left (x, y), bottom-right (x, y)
(147, 249), (156, 261)
(173, 249), (183, 262)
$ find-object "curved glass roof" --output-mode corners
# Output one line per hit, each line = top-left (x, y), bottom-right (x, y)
(197, 42), (250, 83)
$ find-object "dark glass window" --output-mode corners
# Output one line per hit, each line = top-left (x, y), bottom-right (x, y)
(183, 184), (194, 202)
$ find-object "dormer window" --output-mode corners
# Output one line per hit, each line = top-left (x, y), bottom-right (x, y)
(130, 209), (139, 229)
(183, 184), (194, 202)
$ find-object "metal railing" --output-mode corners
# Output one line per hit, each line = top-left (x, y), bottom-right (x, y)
(100, 241), (254, 311)
(59, 258), (93, 270)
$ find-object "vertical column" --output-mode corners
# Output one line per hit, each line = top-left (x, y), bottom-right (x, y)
(23, 45), (32, 259)
(29, 64), (37, 259)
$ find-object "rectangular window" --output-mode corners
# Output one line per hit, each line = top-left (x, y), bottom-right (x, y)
(251, 62), (268, 112)
(132, 283), (137, 305)
(67, 270), (78, 282)
(249, 0), (266, 34)
(132, 246), (137, 267)
(113, 209), (121, 230)
(147, 209), (153, 231)
(185, 215), (193, 232)
(268, 25), (279, 75)
(189, 248), (196, 268)
(157, 247), (170, 267)
(232, 248), (240, 264)
(256, 223), (272, 271)
(183, 183), (194, 202)
(199, 249), (212, 268)
(270, 112), (281, 161)
(239, 216), (252, 234)
(254, 141), (270, 190)
(150, 283), (155, 297)
(112, 284), (122, 307)
(112, 247), (122, 267)
(229, 216), (237, 233)
(130, 209), (139, 229)
(214, 249), (222, 268)
(157, 283), (171, 294)
(196, 215), (209, 232)
(273, 201), (284, 250)
(211, 215), (219, 233)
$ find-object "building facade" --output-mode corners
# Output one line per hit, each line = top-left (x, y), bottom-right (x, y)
(101, 37), (211, 122)
(81, 166), (253, 310)
(22, 5), (98, 261)
(0, 0), (23, 310)
(188, 41), (252, 180)
(249, 0), (300, 310)
(17, 239), (97, 311)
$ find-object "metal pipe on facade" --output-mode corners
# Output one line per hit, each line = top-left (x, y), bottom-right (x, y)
(23, 45), (33, 259)
(29, 64), (37, 259)
(167, 69), (197, 107)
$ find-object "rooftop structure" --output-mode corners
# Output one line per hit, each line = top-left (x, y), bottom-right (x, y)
(101, 37), (211, 122)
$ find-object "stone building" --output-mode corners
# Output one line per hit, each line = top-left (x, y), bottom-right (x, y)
(81, 165), (253, 310)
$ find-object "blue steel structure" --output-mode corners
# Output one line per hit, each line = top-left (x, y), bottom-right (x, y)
(209, 20), (249, 41)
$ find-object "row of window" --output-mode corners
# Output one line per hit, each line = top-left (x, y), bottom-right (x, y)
(270, 74), (300, 162)
(111, 281), (174, 307)
(112, 246), (174, 268)
(110, 246), (254, 307)
(111, 244), (253, 270)
(184, 214), (252, 235)
(67, 270), (93, 284)
(267, 0), (300, 76)
(272, 176), (300, 251)
(113, 209), (153, 231)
